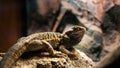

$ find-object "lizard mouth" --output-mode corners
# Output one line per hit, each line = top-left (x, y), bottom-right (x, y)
(71, 31), (84, 40)
(71, 27), (86, 40)
(64, 26), (86, 41)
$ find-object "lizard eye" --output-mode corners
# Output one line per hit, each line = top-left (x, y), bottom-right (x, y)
(72, 26), (86, 32)
(72, 26), (81, 31)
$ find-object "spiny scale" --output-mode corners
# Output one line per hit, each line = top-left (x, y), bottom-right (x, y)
(28, 32), (63, 41)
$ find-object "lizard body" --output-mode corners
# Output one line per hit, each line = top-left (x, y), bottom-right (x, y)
(0, 26), (86, 68)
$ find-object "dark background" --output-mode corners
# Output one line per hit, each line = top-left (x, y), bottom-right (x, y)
(0, 0), (26, 52)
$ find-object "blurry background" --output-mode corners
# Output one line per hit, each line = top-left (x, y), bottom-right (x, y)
(0, 1), (120, 65)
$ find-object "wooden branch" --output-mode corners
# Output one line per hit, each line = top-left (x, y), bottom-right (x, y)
(52, 7), (66, 32)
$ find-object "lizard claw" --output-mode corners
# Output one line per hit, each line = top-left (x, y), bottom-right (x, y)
(51, 52), (67, 58)
(68, 53), (79, 60)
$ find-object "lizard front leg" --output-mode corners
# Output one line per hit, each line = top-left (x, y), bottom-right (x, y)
(27, 40), (55, 56)
(59, 45), (80, 59)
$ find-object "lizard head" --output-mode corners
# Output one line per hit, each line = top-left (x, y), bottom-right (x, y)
(64, 26), (86, 45)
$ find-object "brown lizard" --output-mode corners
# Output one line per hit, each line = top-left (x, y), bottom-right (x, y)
(0, 26), (86, 68)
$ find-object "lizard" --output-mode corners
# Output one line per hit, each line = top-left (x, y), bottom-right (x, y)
(0, 26), (86, 68)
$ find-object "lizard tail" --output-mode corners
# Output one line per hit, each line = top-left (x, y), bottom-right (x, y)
(0, 41), (28, 68)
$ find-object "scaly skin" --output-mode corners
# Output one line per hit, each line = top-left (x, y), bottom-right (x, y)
(0, 26), (86, 68)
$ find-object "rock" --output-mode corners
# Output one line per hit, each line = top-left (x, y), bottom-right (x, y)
(0, 50), (94, 68)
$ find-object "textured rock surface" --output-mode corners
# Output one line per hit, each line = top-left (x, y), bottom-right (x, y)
(0, 50), (94, 68)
